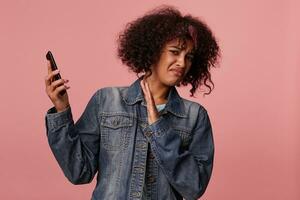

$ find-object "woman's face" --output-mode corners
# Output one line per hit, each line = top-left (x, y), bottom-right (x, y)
(149, 38), (195, 87)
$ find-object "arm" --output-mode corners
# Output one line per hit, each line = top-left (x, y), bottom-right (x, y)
(44, 90), (101, 185)
(143, 106), (215, 200)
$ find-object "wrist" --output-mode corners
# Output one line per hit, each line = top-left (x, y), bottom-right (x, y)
(56, 104), (70, 113)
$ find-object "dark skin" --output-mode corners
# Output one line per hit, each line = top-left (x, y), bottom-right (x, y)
(45, 60), (70, 112)
(140, 78), (161, 125)
(140, 38), (194, 125)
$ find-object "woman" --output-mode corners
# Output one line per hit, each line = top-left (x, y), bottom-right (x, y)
(44, 5), (220, 200)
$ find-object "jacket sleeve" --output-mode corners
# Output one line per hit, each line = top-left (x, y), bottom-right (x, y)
(44, 89), (101, 185)
(142, 105), (215, 200)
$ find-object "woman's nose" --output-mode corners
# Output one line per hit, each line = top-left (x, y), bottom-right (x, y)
(175, 54), (186, 67)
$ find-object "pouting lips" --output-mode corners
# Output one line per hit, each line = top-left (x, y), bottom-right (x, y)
(170, 69), (184, 77)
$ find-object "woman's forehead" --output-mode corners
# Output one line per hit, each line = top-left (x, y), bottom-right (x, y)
(165, 38), (194, 51)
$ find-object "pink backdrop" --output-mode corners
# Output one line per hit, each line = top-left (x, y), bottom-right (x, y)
(0, 0), (299, 199)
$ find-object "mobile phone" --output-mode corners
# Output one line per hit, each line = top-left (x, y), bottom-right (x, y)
(46, 51), (66, 96)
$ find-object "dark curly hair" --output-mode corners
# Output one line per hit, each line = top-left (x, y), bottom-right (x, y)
(117, 5), (221, 97)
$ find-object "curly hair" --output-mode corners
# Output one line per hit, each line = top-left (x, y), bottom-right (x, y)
(117, 5), (221, 97)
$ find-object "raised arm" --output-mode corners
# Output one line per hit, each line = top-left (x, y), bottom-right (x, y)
(44, 59), (101, 184)
(45, 90), (101, 184)
(143, 106), (215, 200)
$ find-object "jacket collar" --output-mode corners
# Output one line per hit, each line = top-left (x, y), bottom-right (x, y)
(121, 75), (187, 118)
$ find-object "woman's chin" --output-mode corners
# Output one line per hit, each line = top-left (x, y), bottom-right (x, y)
(164, 79), (181, 87)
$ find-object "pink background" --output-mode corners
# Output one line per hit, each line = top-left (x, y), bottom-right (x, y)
(0, 0), (299, 199)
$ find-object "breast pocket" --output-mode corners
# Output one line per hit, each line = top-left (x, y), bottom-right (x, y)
(173, 126), (192, 151)
(100, 114), (133, 151)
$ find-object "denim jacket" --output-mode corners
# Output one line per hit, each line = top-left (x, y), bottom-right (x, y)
(45, 76), (215, 200)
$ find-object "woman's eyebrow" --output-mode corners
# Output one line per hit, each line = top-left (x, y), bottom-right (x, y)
(169, 45), (181, 49)
(169, 46), (195, 54)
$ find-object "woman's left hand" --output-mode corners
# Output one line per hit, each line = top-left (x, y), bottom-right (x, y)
(140, 78), (160, 125)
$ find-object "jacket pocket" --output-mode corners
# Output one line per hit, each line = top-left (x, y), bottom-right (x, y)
(100, 113), (133, 151)
(173, 126), (192, 150)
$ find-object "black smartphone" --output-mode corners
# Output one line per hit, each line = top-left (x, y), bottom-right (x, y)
(46, 51), (66, 96)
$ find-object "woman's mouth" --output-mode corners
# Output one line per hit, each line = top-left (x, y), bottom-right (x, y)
(170, 69), (184, 77)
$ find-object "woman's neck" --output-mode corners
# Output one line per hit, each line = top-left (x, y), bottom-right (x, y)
(143, 74), (170, 105)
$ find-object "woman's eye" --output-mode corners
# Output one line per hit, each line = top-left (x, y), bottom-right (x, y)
(170, 50), (179, 55)
(186, 55), (194, 61)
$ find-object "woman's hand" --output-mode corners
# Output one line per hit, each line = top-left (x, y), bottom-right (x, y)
(45, 60), (71, 112)
(140, 78), (160, 125)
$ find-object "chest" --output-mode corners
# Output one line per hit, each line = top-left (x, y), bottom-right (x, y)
(98, 103), (193, 152)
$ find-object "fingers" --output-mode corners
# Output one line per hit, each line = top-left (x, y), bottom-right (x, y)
(47, 60), (52, 74)
(141, 79), (154, 108)
(45, 68), (70, 95)
(52, 78), (69, 89)
(140, 79), (147, 101)
(140, 79), (159, 124)
(54, 84), (69, 96)
(45, 69), (60, 86)
(140, 79), (145, 93)
(46, 78), (68, 93)
(144, 80), (155, 106)
(45, 61), (70, 103)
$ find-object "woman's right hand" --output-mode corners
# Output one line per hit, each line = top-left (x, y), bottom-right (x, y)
(45, 60), (71, 112)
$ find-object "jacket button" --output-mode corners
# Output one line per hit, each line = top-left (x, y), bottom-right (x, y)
(145, 131), (152, 137)
(133, 166), (144, 173)
(112, 120), (118, 126)
(149, 152), (155, 159)
(147, 176), (155, 183)
(137, 143), (147, 149)
(131, 191), (141, 198)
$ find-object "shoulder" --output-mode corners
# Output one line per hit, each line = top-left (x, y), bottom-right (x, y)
(180, 96), (208, 115)
(95, 85), (128, 94)
(93, 86), (129, 101)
